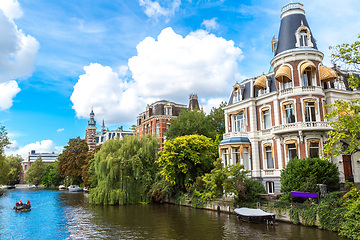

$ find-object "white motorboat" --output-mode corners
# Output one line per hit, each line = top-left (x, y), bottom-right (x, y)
(67, 185), (82, 192)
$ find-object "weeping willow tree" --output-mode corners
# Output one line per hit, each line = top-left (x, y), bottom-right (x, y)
(89, 134), (159, 205)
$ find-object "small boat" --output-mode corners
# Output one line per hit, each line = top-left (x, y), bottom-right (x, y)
(58, 185), (66, 190)
(68, 185), (82, 192)
(14, 204), (31, 212)
(234, 207), (275, 224)
(82, 187), (89, 193)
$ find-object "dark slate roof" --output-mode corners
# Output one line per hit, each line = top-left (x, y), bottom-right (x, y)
(220, 137), (250, 145)
(275, 13), (318, 56)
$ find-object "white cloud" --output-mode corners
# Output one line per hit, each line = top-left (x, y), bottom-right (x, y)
(0, 80), (20, 110)
(201, 18), (219, 31)
(200, 97), (225, 114)
(70, 63), (146, 124)
(5, 140), (63, 160)
(57, 128), (64, 132)
(71, 27), (242, 125)
(0, 0), (23, 19)
(0, 0), (39, 111)
(139, 0), (181, 21)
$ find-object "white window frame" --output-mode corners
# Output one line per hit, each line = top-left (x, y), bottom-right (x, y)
(243, 147), (251, 171)
(263, 109), (271, 129)
(233, 113), (245, 132)
(284, 103), (296, 124)
(222, 149), (229, 166)
(266, 181), (275, 194)
(232, 147), (241, 165)
(304, 101), (316, 122)
(265, 146), (274, 169)
(287, 143), (298, 161)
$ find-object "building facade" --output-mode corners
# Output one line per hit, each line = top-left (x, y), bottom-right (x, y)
(85, 110), (134, 151)
(20, 150), (59, 184)
(219, 2), (360, 193)
(136, 94), (200, 149)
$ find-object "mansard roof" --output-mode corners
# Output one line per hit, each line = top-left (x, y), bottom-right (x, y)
(275, 3), (318, 56)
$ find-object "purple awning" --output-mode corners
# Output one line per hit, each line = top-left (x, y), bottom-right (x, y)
(291, 191), (319, 198)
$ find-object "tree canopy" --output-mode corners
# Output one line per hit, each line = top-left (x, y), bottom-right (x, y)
(323, 36), (360, 159)
(207, 101), (226, 139)
(5, 155), (23, 185)
(89, 134), (159, 205)
(42, 162), (63, 187)
(57, 137), (88, 184)
(0, 124), (10, 155)
(156, 134), (218, 193)
(25, 157), (45, 186)
(0, 155), (10, 185)
(165, 109), (217, 140)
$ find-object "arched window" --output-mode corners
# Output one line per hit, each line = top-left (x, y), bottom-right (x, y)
(295, 24), (314, 48)
(263, 143), (274, 169)
(300, 30), (308, 46)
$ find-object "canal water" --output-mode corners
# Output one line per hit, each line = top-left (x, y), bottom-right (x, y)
(0, 189), (345, 240)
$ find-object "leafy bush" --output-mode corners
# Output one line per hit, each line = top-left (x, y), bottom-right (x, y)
(280, 157), (340, 201)
(340, 185), (360, 239)
(236, 178), (266, 202)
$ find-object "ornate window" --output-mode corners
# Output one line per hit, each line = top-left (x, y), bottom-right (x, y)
(156, 122), (160, 137)
(222, 148), (229, 166)
(263, 143), (274, 169)
(304, 99), (317, 122)
(285, 140), (298, 161)
(295, 23), (314, 48)
(232, 147), (241, 164)
(243, 147), (251, 170)
(307, 139), (321, 158)
(234, 112), (245, 132)
(261, 108), (271, 129)
(282, 101), (295, 123)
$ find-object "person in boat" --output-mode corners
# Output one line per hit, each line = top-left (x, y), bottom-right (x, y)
(19, 200), (23, 205)
(27, 200), (30, 205)
(15, 201), (19, 206)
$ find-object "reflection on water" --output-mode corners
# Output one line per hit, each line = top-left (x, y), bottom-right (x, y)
(0, 189), (345, 239)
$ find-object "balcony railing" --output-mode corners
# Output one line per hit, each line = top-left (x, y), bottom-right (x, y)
(280, 88), (293, 96)
(223, 132), (248, 139)
(273, 121), (331, 134)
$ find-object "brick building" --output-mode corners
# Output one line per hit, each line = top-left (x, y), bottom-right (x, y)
(136, 94), (200, 149)
(220, 2), (360, 193)
(20, 150), (58, 184)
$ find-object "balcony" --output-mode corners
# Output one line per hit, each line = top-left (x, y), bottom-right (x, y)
(272, 121), (332, 134)
(223, 131), (248, 139)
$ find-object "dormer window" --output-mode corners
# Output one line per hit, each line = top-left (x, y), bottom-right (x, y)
(233, 87), (241, 103)
(300, 30), (308, 46)
(295, 23), (314, 48)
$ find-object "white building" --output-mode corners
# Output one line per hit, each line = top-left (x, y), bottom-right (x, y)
(219, 2), (360, 193)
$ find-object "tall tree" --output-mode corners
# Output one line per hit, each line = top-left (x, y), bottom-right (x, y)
(207, 101), (227, 139)
(82, 145), (101, 188)
(57, 137), (88, 184)
(42, 162), (63, 187)
(156, 134), (218, 194)
(25, 157), (45, 186)
(165, 109), (217, 140)
(0, 124), (10, 155)
(89, 134), (159, 205)
(0, 155), (10, 185)
(323, 36), (360, 158)
(5, 155), (23, 185)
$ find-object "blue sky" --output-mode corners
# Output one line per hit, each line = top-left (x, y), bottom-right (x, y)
(1, 0), (360, 158)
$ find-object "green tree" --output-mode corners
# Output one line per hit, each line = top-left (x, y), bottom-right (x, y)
(42, 162), (63, 187)
(207, 101), (227, 139)
(165, 110), (217, 140)
(156, 134), (218, 194)
(57, 137), (88, 184)
(323, 36), (360, 158)
(0, 155), (10, 185)
(5, 155), (23, 185)
(89, 134), (159, 205)
(280, 157), (340, 201)
(25, 157), (45, 186)
(0, 124), (10, 155)
(83, 145), (101, 188)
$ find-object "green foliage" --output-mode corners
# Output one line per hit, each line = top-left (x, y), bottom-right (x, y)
(340, 185), (360, 239)
(83, 145), (101, 187)
(241, 178), (266, 202)
(207, 101), (227, 139)
(25, 157), (45, 186)
(5, 155), (23, 185)
(280, 157), (340, 201)
(165, 110), (217, 140)
(0, 124), (10, 155)
(89, 134), (159, 205)
(156, 134), (217, 194)
(317, 192), (347, 231)
(330, 34), (360, 69)
(57, 137), (88, 183)
(42, 162), (63, 187)
(148, 172), (174, 202)
(0, 155), (10, 185)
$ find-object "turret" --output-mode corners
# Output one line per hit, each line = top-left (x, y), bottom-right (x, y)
(188, 93), (200, 111)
